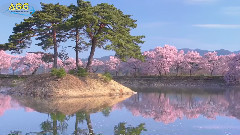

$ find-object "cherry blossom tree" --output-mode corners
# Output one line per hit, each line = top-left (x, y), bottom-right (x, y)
(1, 44), (240, 79)
(63, 58), (75, 71)
(0, 50), (12, 74)
(203, 52), (219, 76)
(173, 50), (185, 76)
(224, 54), (240, 84)
(18, 53), (47, 75)
(57, 58), (63, 69)
(91, 59), (104, 73)
(124, 58), (143, 76)
(143, 45), (177, 76)
(217, 54), (236, 76)
(10, 55), (22, 75)
(105, 56), (121, 76)
(142, 50), (155, 75)
(184, 51), (202, 76)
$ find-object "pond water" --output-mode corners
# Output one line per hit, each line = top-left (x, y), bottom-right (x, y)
(1, 89), (240, 135)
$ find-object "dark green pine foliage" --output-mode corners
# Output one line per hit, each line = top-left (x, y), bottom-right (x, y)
(0, 43), (14, 51)
(114, 123), (147, 135)
(82, 2), (145, 71)
(1, 19), (34, 52)
(7, 3), (70, 68)
(64, 0), (90, 69)
(32, 3), (70, 68)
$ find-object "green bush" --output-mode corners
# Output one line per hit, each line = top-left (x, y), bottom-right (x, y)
(77, 67), (88, 77)
(51, 68), (66, 78)
(68, 69), (75, 75)
(102, 72), (112, 82)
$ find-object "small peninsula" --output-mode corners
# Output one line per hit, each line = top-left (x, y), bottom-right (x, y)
(0, 73), (136, 98)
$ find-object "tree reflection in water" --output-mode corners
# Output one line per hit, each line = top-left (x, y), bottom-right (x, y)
(74, 111), (88, 135)
(3, 94), (132, 134)
(114, 123), (147, 135)
(4, 89), (240, 134)
(116, 89), (240, 124)
(8, 109), (147, 135)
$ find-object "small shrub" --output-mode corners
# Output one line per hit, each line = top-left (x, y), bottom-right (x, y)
(102, 72), (112, 82)
(77, 67), (88, 77)
(68, 69), (76, 75)
(51, 68), (66, 78)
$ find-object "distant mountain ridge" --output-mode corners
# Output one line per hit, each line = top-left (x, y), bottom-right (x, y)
(180, 48), (240, 56)
(82, 56), (111, 62)
(86, 48), (240, 61)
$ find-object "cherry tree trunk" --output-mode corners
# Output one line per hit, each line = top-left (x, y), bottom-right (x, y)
(211, 70), (214, 76)
(176, 67), (179, 76)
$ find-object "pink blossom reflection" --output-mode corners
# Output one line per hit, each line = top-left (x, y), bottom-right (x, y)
(0, 94), (35, 116)
(117, 90), (240, 124)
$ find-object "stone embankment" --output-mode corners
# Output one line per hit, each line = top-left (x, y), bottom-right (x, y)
(113, 76), (237, 90)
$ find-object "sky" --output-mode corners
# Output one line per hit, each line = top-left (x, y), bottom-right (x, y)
(0, 0), (240, 58)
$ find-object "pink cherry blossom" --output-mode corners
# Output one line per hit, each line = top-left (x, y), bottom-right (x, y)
(0, 50), (12, 74)
(18, 53), (46, 75)
(91, 59), (104, 73)
(224, 54), (240, 84)
(143, 45), (177, 76)
(183, 51), (202, 76)
(173, 50), (185, 76)
(203, 52), (219, 76)
(105, 56), (121, 75)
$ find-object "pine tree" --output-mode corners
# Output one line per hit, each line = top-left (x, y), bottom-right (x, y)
(64, 0), (90, 68)
(80, 2), (145, 71)
(7, 3), (70, 68)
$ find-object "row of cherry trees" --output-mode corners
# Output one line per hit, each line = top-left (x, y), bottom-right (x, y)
(0, 45), (239, 83)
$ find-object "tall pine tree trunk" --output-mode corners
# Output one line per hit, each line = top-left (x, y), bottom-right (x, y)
(75, 28), (80, 69)
(86, 39), (96, 72)
(74, 115), (79, 135)
(53, 28), (58, 68)
(53, 119), (57, 135)
(86, 113), (95, 135)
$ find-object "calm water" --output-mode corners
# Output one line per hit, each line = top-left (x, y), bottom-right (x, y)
(1, 89), (240, 135)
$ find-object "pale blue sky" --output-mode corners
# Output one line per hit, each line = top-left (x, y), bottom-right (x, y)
(0, 0), (240, 58)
